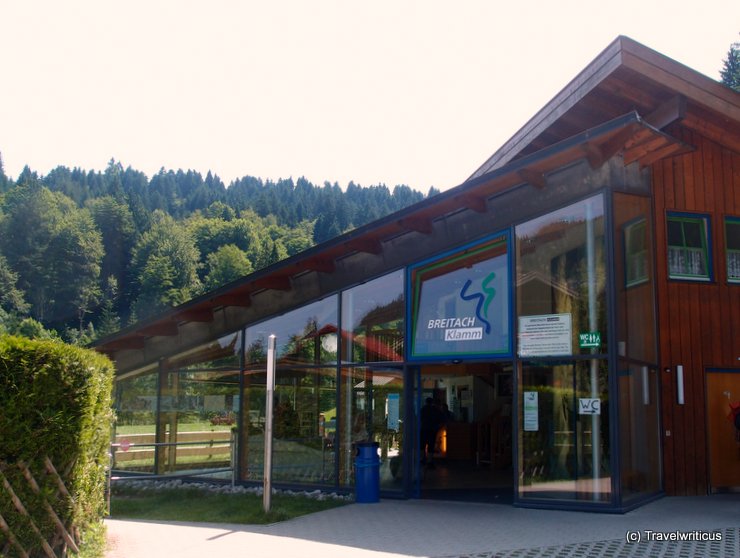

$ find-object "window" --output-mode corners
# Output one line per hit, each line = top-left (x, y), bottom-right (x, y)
(667, 214), (711, 281)
(727, 218), (740, 283)
(624, 219), (648, 287)
(516, 195), (607, 356)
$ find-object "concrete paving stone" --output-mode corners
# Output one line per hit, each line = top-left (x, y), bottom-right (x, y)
(105, 494), (740, 558)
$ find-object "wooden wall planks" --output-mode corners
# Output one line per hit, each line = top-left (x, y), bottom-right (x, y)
(652, 125), (740, 495)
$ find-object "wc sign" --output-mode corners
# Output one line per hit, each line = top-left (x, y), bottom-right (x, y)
(578, 398), (601, 415)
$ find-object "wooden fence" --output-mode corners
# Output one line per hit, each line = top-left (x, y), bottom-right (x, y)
(0, 458), (78, 558)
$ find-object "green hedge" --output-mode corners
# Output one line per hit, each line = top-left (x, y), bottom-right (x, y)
(0, 335), (114, 557)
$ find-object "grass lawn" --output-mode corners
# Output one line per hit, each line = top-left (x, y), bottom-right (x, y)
(115, 422), (232, 435)
(109, 484), (348, 524)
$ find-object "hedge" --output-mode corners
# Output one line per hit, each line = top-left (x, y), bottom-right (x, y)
(0, 335), (114, 557)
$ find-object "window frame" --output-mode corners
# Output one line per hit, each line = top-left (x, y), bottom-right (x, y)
(666, 212), (712, 282)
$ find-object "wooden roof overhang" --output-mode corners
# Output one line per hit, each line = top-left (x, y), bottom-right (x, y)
(94, 110), (690, 363)
(470, 36), (740, 179)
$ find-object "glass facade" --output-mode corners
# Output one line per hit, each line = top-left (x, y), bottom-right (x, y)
(111, 191), (664, 510)
(613, 193), (661, 502)
(341, 270), (405, 363)
(515, 195), (612, 504)
(338, 366), (405, 490)
(113, 333), (241, 478)
(113, 368), (159, 474)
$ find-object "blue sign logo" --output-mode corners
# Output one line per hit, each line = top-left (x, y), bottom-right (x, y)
(459, 272), (496, 334)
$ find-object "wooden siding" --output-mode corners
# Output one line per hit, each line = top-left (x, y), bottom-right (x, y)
(652, 126), (740, 496)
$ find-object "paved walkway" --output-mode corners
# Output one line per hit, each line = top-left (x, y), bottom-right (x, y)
(105, 494), (740, 558)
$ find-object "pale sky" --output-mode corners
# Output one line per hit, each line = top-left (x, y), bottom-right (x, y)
(1, 1), (738, 193)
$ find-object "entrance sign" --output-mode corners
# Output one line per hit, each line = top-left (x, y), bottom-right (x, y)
(578, 398), (601, 415)
(523, 391), (539, 431)
(409, 233), (511, 360)
(518, 313), (572, 357)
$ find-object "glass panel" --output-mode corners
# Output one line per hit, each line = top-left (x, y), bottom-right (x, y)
(518, 360), (610, 503)
(409, 234), (511, 359)
(240, 366), (337, 485)
(614, 193), (657, 364)
(341, 270), (405, 363)
(624, 220), (648, 287)
(112, 369), (158, 474)
(339, 366), (404, 491)
(239, 368), (267, 481)
(516, 195), (607, 356)
(727, 220), (740, 251)
(726, 219), (740, 282)
(245, 296), (338, 365)
(667, 219), (683, 246)
(158, 369), (239, 478)
(156, 332), (242, 478)
(683, 221), (703, 248)
(618, 363), (661, 502)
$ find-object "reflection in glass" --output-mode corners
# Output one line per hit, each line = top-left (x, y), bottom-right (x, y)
(618, 363), (661, 501)
(341, 270), (404, 363)
(516, 195), (607, 356)
(112, 332), (242, 477)
(156, 332), (242, 478)
(339, 367), (404, 491)
(240, 367), (336, 485)
(113, 368), (158, 474)
(245, 296), (338, 365)
(518, 360), (610, 503)
(614, 193), (657, 364)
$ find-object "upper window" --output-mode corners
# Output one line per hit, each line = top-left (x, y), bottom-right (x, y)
(726, 217), (740, 284)
(624, 219), (648, 287)
(667, 214), (711, 281)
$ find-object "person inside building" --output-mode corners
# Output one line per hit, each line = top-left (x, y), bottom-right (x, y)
(420, 397), (443, 469)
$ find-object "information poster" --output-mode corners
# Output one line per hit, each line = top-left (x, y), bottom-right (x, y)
(518, 313), (572, 357)
(523, 391), (539, 431)
(386, 393), (400, 431)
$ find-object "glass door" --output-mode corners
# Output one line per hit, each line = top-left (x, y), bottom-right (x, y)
(518, 360), (610, 504)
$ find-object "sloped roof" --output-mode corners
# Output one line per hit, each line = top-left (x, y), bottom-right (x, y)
(469, 35), (740, 180)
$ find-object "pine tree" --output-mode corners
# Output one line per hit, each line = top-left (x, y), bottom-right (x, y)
(720, 39), (740, 92)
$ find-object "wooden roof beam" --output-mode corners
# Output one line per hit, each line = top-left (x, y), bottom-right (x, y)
(139, 321), (179, 337)
(398, 216), (434, 235)
(636, 141), (693, 168)
(594, 123), (641, 165)
(212, 293), (252, 308)
(518, 168), (547, 189)
(580, 141), (607, 169)
(303, 257), (336, 274)
(103, 336), (147, 350)
(645, 95), (686, 129)
(178, 308), (214, 323)
(344, 237), (383, 255)
(253, 275), (293, 291)
(458, 194), (488, 213)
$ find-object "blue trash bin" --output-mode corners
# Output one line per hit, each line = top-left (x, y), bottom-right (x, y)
(354, 441), (380, 503)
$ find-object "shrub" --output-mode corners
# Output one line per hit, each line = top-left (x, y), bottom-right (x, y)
(0, 335), (114, 557)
